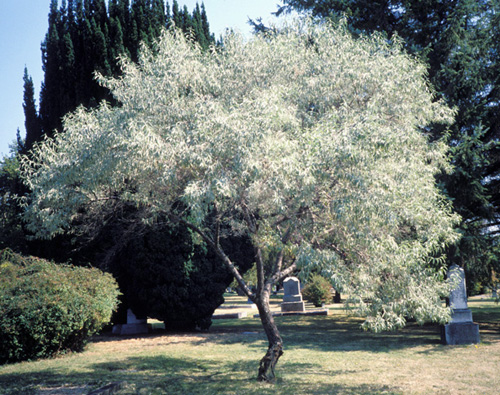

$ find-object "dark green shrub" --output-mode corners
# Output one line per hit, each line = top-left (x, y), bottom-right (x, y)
(302, 274), (333, 307)
(111, 221), (254, 331)
(0, 249), (120, 364)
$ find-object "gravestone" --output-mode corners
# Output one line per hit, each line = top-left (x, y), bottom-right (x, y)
(112, 309), (149, 335)
(247, 297), (257, 309)
(441, 264), (480, 345)
(281, 277), (305, 312)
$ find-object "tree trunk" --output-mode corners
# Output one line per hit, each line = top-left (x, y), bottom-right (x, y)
(334, 290), (341, 304)
(255, 286), (283, 382)
(181, 218), (287, 382)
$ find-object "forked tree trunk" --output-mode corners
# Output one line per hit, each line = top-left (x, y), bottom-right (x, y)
(255, 286), (283, 382)
(183, 217), (289, 382)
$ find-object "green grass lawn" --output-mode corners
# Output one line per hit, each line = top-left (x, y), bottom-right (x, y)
(1, 296), (499, 394)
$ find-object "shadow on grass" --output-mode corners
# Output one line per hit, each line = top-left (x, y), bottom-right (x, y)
(3, 301), (497, 394)
(291, 318), (446, 352)
(93, 311), (448, 356)
(0, 354), (401, 395)
(209, 314), (444, 354)
(470, 300), (500, 323)
(213, 299), (500, 353)
(469, 301), (500, 345)
(0, 355), (230, 395)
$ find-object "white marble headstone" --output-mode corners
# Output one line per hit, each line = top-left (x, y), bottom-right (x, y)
(448, 264), (468, 310)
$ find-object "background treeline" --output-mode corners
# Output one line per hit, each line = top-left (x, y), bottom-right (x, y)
(23, 0), (215, 153)
(275, 0), (500, 293)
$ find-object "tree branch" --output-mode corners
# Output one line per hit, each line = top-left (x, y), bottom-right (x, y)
(241, 201), (257, 233)
(269, 261), (297, 285)
(272, 225), (293, 274)
(172, 214), (255, 301)
(255, 247), (266, 294)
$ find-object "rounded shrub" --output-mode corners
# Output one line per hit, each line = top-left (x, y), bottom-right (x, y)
(0, 249), (120, 364)
(111, 221), (254, 331)
(302, 274), (333, 307)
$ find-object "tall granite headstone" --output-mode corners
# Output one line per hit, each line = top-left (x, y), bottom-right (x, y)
(281, 277), (306, 312)
(441, 264), (480, 345)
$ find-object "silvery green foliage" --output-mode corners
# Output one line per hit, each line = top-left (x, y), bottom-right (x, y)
(22, 20), (460, 331)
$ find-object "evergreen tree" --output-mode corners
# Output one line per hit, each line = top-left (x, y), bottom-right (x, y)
(192, 3), (211, 49)
(130, 0), (154, 53)
(483, 3), (500, 234)
(200, 3), (213, 46)
(90, 17), (111, 76)
(172, 0), (183, 29)
(60, 27), (76, 118)
(72, 0), (86, 104)
(39, 0), (62, 137)
(36, 0), (214, 141)
(109, 16), (126, 72)
(165, 1), (172, 27)
(110, 219), (254, 331)
(92, 0), (108, 29)
(22, 68), (41, 153)
(181, 5), (191, 33)
(152, 0), (166, 37)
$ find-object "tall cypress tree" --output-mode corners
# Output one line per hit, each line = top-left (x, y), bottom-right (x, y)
(60, 25), (76, 119)
(152, 0), (166, 37)
(200, 3), (213, 46)
(181, 5), (191, 33)
(131, 0), (150, 49)
(92, 0), (108, 28)
(34, 0), (215, 145)
(22, 68), (41, 153)
(192, 3), (206, 48)
(39, 0), (62, 137)
(172, 0), (183, 29)
(109, 15), (126, 72)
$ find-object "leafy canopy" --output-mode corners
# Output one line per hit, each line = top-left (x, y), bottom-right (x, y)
(22, 20), (459, 331)
(277, 0), (500, 290)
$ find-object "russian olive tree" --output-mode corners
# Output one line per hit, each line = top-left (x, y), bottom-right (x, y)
(22, 21), (459, 381)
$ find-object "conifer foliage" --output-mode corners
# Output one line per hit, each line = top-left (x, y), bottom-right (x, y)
(21, 68), (42, 153)
(36, 0), (214, 139)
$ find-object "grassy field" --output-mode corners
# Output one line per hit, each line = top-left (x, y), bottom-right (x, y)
(0, 295), (499, 394)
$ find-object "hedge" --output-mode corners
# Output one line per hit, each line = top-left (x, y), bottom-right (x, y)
(0, 249), (120, 364)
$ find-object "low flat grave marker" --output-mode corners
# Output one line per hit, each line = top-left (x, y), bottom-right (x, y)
(112, 309), (149, 335)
